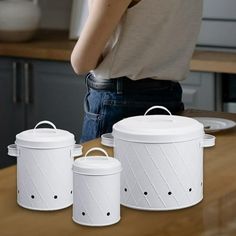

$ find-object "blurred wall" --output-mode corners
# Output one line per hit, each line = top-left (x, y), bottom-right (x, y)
(38, 0), (72, 30)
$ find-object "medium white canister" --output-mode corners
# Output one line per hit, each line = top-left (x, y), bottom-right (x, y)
(72, 148), (122, 227)
(7, 121), (83, 211)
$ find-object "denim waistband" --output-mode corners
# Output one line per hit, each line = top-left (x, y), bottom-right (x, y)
(86, 73), (175, 94)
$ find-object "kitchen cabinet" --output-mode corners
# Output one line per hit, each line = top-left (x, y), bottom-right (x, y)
(0, 57), (87, 168)
(180, 72), (215, 111)
(0, 58), (25, 168)
(198, 0), (236, 48)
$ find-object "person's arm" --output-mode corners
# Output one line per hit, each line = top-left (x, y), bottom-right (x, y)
(71, 0), (132, 75)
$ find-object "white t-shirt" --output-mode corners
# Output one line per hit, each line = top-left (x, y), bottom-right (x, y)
(92, 0), (203, 81)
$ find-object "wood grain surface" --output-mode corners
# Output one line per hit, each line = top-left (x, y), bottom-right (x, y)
(0, 30), (235, 74)
(0, 110), (236, 236)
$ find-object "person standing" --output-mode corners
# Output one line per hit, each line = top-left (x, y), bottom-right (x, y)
(71, 0), (203, 142)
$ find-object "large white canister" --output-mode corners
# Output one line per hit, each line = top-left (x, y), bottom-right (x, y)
(7, 121), (83, 211)
(111, 106), (216, 211)
(72, 147), (122, 227)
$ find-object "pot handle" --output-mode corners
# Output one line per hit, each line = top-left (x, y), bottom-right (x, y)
(71, 144), (83, 157)
(7, 144), (19, 157)
(200, 134), (216, 148)
(144, 106), (172, 116)
(85, 147), (109, 159)
(101, 133), (114, 147)
(34, 121), (57, 132)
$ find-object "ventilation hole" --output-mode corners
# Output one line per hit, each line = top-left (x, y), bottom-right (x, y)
(201, 182), (203, 186)
(189, 188), (192, 192)
(107, 212), (110, 216)
(17, 190), (19, 194)
(70, 191), (73, 194)
(144, 192), (148, 195)
(82, 212), (85, 216)
(168, 192), (172, 195)
(124, 188), (127, 192)
(54, 195), (58, 199)
(31, 195), (35, 199)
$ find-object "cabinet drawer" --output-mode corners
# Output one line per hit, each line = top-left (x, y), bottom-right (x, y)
(180, 72), (215, 111)
(198, 20), (236, 47)
(203, 0), (236, 20)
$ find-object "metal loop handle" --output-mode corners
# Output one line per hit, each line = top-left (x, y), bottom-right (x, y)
(34, 121), (57, 132)
(144, 106), (172, 116)
(8, 144), (19, 157)
(200, 134), (216, 148)
(85, 147), (109, 158)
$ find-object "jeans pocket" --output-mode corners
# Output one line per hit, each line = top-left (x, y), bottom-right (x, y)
(80, 90), (105, 142)
(80, 111), (104, 143)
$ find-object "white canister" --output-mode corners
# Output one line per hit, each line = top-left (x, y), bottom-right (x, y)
(111, 106), (216, 211)
(72, 147), (122, 227)
(8, 121), (83, 211)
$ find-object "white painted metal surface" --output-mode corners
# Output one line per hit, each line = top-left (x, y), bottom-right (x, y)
(16, 147), (75, 210)
(8, 121), (82, 211)
(72, 148), (122, 226)
(112, 106), (215, 210)
(115, 138), (204, 210)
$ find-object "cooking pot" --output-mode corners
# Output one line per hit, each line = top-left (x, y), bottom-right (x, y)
(7, 121), (83, 211)
(102, 106), (215, 211)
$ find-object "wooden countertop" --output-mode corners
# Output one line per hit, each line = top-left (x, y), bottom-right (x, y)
(0, 30), (74, 62)
(0, 30), (236, 74)
(0, 110), (236, 236)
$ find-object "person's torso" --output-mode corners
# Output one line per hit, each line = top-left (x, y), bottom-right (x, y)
(92, 0), (203, 81)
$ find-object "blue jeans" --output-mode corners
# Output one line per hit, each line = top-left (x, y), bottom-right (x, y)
(80, 76), (184, 143)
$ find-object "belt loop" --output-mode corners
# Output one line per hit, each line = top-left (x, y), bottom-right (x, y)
(85, 73), (90, 88)
(116, 79), (123, 94)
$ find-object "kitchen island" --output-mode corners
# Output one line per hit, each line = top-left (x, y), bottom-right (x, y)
(0, 110), (236, 236)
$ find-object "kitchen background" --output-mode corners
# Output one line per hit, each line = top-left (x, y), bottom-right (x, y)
(39, 0), (72, 30)
(38, 0), (236, 113)
(0, 0), (236, 168)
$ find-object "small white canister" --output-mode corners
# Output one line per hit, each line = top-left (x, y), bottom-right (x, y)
(72, 147), (122, 227)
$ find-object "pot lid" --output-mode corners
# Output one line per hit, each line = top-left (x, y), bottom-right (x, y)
(15, 121), (75, 149)
(73, 148), (122, 175)
(112, 107), (204, 143)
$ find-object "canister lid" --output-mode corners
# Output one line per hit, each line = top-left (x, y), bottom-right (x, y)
(15, 121), (75, 149)
(73, 148), (122, 176)
(113, 114), (204, 143)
